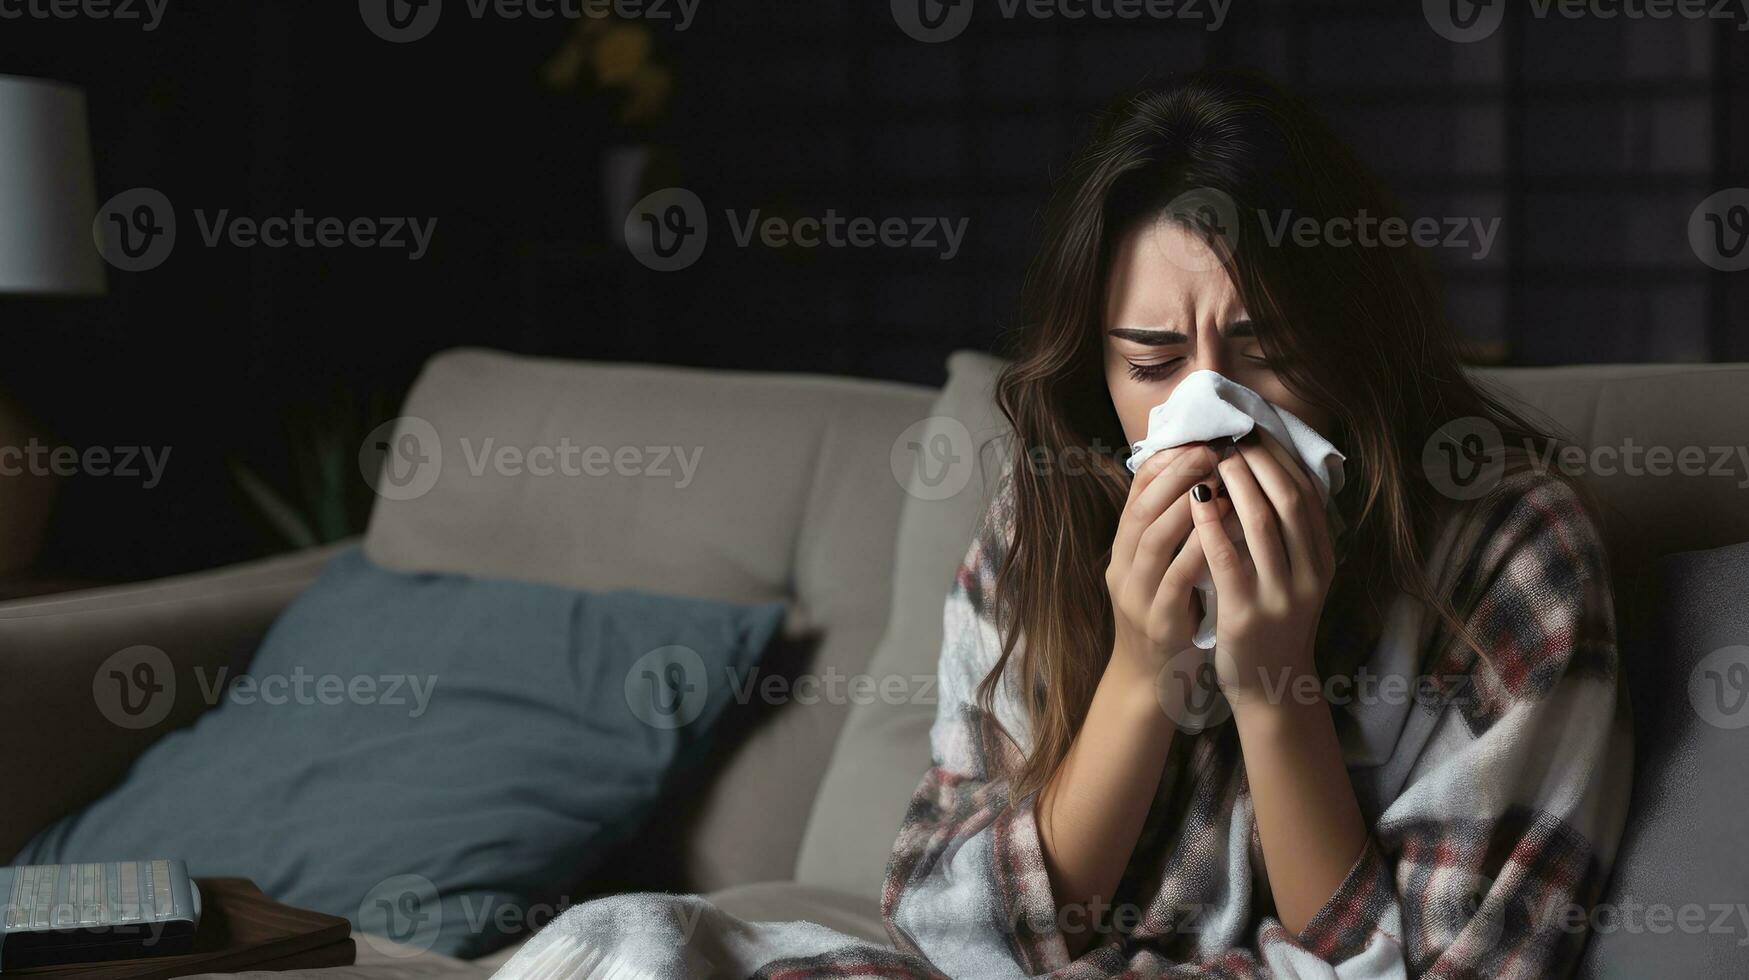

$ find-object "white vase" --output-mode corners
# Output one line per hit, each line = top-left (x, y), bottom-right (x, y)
(602, 144), (651, 247)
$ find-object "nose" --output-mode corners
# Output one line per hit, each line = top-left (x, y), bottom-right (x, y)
(1186, 326), (1233, 376)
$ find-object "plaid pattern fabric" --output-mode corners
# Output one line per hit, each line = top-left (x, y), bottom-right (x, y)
(882, 469), (1628, 979)
(491, 470), (1628, 980)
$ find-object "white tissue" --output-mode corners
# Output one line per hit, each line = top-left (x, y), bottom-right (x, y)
(1124, 370), (1346, 649)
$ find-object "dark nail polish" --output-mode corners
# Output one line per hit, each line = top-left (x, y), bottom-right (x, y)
(1191, 483), (1213, 503)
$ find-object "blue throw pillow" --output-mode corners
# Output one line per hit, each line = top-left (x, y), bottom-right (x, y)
(16, 547), (786, 959)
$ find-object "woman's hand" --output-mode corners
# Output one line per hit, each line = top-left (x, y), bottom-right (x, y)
(1186, 429), (1336, 703)
(1182, 430), (1368, 936)
(1036, 442), (1229, 958)
(1105, 444), (1224, 693)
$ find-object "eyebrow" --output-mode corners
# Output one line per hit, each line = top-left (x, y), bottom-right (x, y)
(1108, 319), (1255, 345)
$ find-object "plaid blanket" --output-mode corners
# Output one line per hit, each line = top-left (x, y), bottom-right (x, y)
(490, 470), (1630, 979)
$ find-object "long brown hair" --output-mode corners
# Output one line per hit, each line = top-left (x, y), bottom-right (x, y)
(979, 68), (1572, 801)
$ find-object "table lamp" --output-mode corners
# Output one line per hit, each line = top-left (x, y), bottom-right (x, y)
(0, 74), (105, 578)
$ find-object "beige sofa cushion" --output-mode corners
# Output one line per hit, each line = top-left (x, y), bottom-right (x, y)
(1472, 364), (1749, 575)
(362, 348), (935, 892)
(796, 353), (1749, 907)
(795, 350), (1012, 902)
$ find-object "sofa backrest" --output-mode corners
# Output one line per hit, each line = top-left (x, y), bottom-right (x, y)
(1470, 364), (1749, 593)
(797, 354), (1749, 907)
(363, 347), (936, 893)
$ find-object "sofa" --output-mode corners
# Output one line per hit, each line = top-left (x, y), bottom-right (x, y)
(3, 348), (1746, 979)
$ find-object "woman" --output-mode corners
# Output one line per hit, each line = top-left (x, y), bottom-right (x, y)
(493, 68), (1630, 980)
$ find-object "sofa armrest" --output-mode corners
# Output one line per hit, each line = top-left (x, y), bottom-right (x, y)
(0, 542), (351, 859)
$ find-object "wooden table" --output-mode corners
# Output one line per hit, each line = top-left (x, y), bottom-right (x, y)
(7, 878), (355, 978)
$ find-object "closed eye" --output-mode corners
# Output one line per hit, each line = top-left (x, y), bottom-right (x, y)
(1126, 358), (1185, 382)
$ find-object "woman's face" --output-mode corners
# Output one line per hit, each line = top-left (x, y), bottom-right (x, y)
(1103, 218), (1333, 451)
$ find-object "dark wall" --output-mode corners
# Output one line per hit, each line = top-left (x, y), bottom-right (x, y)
(1, 0), (1746, 581)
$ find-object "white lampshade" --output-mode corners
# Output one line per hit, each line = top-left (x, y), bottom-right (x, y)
(0, 74), (106, 295)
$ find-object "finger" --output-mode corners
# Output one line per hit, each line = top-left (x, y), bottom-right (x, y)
(1130, 441), (1216, 500)
(1149, 522), (1208, 636)
(1216, 450), (1290, 589)
(1130, 485), (1231, 597)
(1249, 429), (1336, 575)
(1252, 427), (1319, 499)
(1157, 518), (1208, 601)
(1238, 439), (1330, 583)
(1114, 445), (1218, 573)
(1188, 478), (1251, 598)
(1125, 441), (1178, 500)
